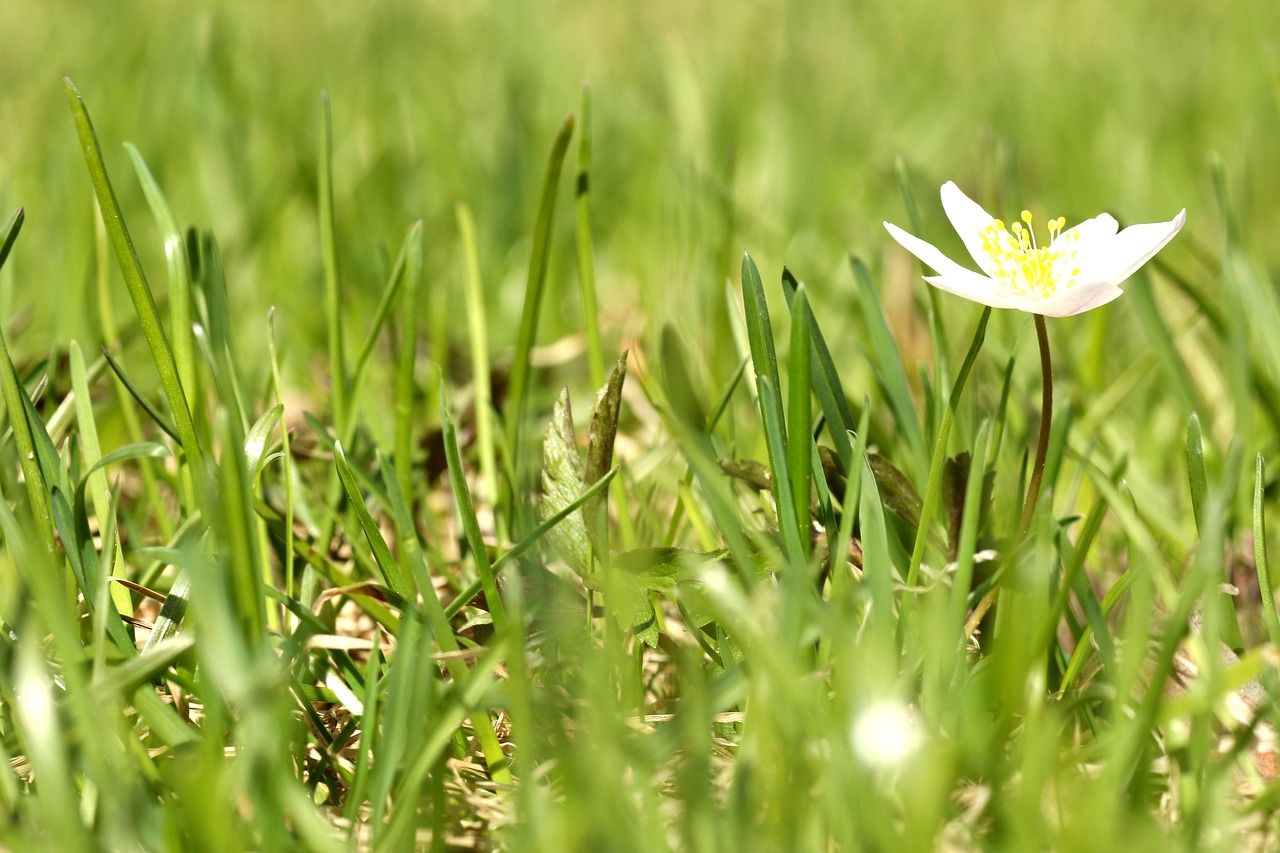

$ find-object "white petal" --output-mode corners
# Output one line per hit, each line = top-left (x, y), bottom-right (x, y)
(940, 181), (1001, 275)
(1033, 281), (1125, 317)
(884, 221), (1012, 308)
(1058, 213), (1118, 252)
(1077, 209), (1186, 287)
(924, 275), (1025, 310)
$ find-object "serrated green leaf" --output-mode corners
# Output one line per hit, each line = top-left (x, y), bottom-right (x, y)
(541, 388), (590, 574)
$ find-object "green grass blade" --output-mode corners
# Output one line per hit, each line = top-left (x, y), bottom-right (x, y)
(394, 221), (425, 505)
(70, 340), (132, 615)
(457, 203), (500, 524)
(318, 90), (347, 424)
(63, 77), (205, 491)
(124, 143), (198, 413)
(334, 441), (412, 600)
(504, 112), (575, 519)
(758, 375), (804, 564)
(0, 209), (55, 551)
(344, 221), (418, 442)
(740, 253), (782, 404)
(850, 255), (924, 474)
(905, 307), (991, 589)
(786, 287), (813, 552)
(781, 268), (854, 468)
(576, 82), (605, 390)
(1254, 453), (1280, 645)
(1186, 412), (1207, 531)
(441, 386), (507, 633)
(441, 467), (619, 622)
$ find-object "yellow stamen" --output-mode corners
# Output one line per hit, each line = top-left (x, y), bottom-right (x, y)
(978, 209), (1081, 299)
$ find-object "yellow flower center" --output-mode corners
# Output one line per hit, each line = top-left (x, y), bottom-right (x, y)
(978, 210), (1081, 298)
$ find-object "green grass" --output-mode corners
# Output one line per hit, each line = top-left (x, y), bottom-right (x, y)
(0, 0), (1279, 849)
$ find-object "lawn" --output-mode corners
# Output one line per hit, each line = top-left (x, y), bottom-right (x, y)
(0, 0), (1279, 849)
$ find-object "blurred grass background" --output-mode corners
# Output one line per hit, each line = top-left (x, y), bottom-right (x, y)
(1, 1), (1279, 849)
(3, 0), (1276, 369)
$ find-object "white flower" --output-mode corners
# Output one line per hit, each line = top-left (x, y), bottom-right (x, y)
(884, 182), (1186, 317)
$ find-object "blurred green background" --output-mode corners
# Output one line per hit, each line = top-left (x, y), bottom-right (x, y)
(1, 0), (1277, 423)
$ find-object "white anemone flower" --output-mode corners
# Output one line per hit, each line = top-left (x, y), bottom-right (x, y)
(884, 181), (1186, 317)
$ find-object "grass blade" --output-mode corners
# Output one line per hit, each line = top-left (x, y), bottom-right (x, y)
(63, 77), (205, 492)
(1254, 453), (1280, 645)
(850, 255), (924, 475)
(0, 209), (55, 550)
(786, 287), (813, 551)
(441, 387), (507, 633)
(318, 90), (347, 424)
(394, 221), (425, 505)
(576, 82), (605, 390)
(781, 268), (854, 468)
(504, 112), (575, 522)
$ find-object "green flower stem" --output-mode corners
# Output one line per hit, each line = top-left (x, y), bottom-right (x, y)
(905, 307), (991, 589)
(1019, 314), (1054, 536)
(964, 313), (1053, 639)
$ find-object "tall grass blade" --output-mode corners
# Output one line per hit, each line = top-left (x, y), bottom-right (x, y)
(576, 82), (605, 389)
(504, 113), (575, 520)
(63, 78), (205, 490)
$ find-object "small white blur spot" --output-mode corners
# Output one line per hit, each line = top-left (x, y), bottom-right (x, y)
(851, 700), (923, 767)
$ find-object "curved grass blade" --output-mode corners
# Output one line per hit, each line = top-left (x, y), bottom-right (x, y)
(1254, 454), (1280, 645)
(786, 287), (813, 551)
(333, 441), (412, 600)
(1186, 412), (1207, 531)
(318, 90), (346, 423)
(442, 386), (506, 632)
(504, 112), (575, 518)
(124, 143), (197, 412)
(781, 268), (854, 467)
(344, 221), (419, 442)
(458, 203), (500, 516)
(394, 221), (425, 504)
(0, 209), (56, 550)
(905, 307), (991, 590)
(576, 82), (605, 389)
(64, 77), (205, 492)
(850, 255), (924, 474)
(70, 340), (133, 614)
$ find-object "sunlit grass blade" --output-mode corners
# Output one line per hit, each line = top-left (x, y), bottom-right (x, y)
(905, 307), (990, 589)
(70, 341), (132, 615)
(1130, 274), (1203, 418)
(1186, 412), (1207, 530)
(344, 222), (417, 441)
(441, 387), (506, 633)
(741, 253), (803, 564)
(576, 82), (605, 390)
(850, 255), (924, 475)
(1254, 453), (1280, 645)
(124, 143), (198, 413)
(0, 208), (56, 551)
(333, 441), (412, 600)
(786, 287), (813, 552)
(458, 203), (500, 526)
(781, 268), (854, 468)
(394, 221), (425, 505)
(63, 77), (205, 491)
(504, 112), (575, 524)
(318, 90), (346, 424)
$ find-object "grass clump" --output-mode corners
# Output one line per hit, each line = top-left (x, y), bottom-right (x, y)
(0, 2), (1279, 850)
